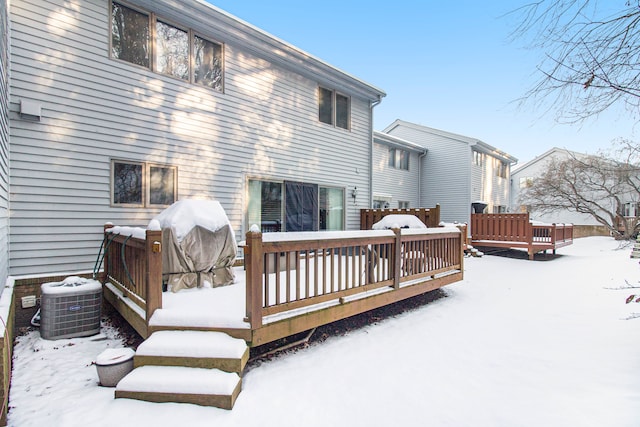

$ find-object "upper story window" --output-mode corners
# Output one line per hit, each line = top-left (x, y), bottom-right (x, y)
(155, 20), (189, 80)
(473, 151), (484, 166)
(519, 177), (533, 188)
(318, 87), (350, 130)
(194, 35), (223, 89)
(623, 202), (639, 217)
(389, 148), (409, 170)
(497, 161), (508, 178)
(111, 3), (150, 68)
(110, 1), (223, 92)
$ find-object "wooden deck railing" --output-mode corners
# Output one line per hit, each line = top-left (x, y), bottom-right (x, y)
(360, 206), (441, 230)
(536, 222), (574, 247)
(244, 226), (463, 330)
(102, 223), (463, 344)
(470, 213), (573, 259)
(103, 225), (163, 323)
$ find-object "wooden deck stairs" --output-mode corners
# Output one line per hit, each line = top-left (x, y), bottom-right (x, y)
(115, 330), (249, 409)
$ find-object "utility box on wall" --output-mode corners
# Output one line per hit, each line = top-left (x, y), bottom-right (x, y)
(40, 277), (102, 340)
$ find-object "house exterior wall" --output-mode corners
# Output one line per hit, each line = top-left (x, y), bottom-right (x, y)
(0, 0), (10, 290)
(471, 151), (510, 212)
(511, 148), (605, 226)
(384, 122), (472, 224)
(372, 141), (421, 209)
(8, 0), (382, 276)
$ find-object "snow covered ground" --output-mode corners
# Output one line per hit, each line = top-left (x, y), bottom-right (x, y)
(7, 236), (640, 426)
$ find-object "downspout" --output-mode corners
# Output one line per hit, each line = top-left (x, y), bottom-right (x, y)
(418, 149), (427, 207)
(369, 95), (382, 209)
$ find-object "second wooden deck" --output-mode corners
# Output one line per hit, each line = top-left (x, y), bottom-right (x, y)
(470, 213), (573, 260)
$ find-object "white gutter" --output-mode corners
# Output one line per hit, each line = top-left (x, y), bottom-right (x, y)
(369, 96), (383, 208)
(418, 150), (427, 206)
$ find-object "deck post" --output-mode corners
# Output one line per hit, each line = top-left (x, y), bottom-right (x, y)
(145, 229), (163, 322)
(392, 227), (401, 289)
(433, 204), (441, 228)
(102, 224), (111, 284)
(245, 229), (264, 329)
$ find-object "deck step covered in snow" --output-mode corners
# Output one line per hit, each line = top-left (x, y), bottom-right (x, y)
(116, 330), (249, 409)
(115, 365), (242, 409)
(134, 330), (249, 373)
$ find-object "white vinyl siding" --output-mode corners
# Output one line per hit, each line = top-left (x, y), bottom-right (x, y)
(471, 151), (510, 213)
(383, 121), (516, 224)
(372, 141), (420, 208)
(0, 0), (9, 290)
(511, 148), (602, 226)
(385, 124), (471, 224)
(8, 0), (377, 276)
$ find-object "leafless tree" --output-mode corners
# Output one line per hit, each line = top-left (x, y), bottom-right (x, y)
(512, 1), (640, 123)
(519, 141), (640, 238)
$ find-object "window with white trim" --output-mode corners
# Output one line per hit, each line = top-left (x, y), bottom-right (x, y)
(388, 148), (409, 170)
(519, 176), (533, 188)
(623, 202), (639, 217)
(473, 151), (483, 166)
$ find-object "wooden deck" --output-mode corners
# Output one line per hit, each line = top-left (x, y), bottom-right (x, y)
(470, 213), (573, 260)
(100, 209), (464, 408)
(102, 224), (464, 345)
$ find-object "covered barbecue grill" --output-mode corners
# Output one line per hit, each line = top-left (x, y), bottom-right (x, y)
(153, 199), (237, 292)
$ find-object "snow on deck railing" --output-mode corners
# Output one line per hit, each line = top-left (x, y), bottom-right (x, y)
(243, 226), (464, 329)
(470, 214), (573, 260)
(103, 223), (464, 337)
(103, 224), (163, 324)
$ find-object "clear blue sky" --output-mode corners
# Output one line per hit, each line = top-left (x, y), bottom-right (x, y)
(207, 0), (638, 164)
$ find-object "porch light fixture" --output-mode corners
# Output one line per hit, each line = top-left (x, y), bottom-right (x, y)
(351, 187), (358, 203)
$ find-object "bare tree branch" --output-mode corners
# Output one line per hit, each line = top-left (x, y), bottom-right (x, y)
(510, 1), (640, 123)
(519, 142), (640, 238)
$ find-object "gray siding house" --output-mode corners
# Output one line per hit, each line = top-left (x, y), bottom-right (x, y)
(372, 131), (426, 209)
(380, 120), (517, 224)
(511, 147), (612, 234)
(5, 0), (385, 278)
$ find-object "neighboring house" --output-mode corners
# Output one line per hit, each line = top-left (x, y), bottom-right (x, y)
(380, 120), (517, 224)
(0, 0), (9, 290)
(372, 131), (426, 209)
(4, 0), (385, 278)
(511, 147), (622, 236)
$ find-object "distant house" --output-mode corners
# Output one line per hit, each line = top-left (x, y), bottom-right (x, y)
(511, 147), (630, 237)
(379, 120), (517, 224)
(1, 0), (386, 280)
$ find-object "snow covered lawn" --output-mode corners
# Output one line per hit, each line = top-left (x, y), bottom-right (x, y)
(8, 236), (640, 426)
